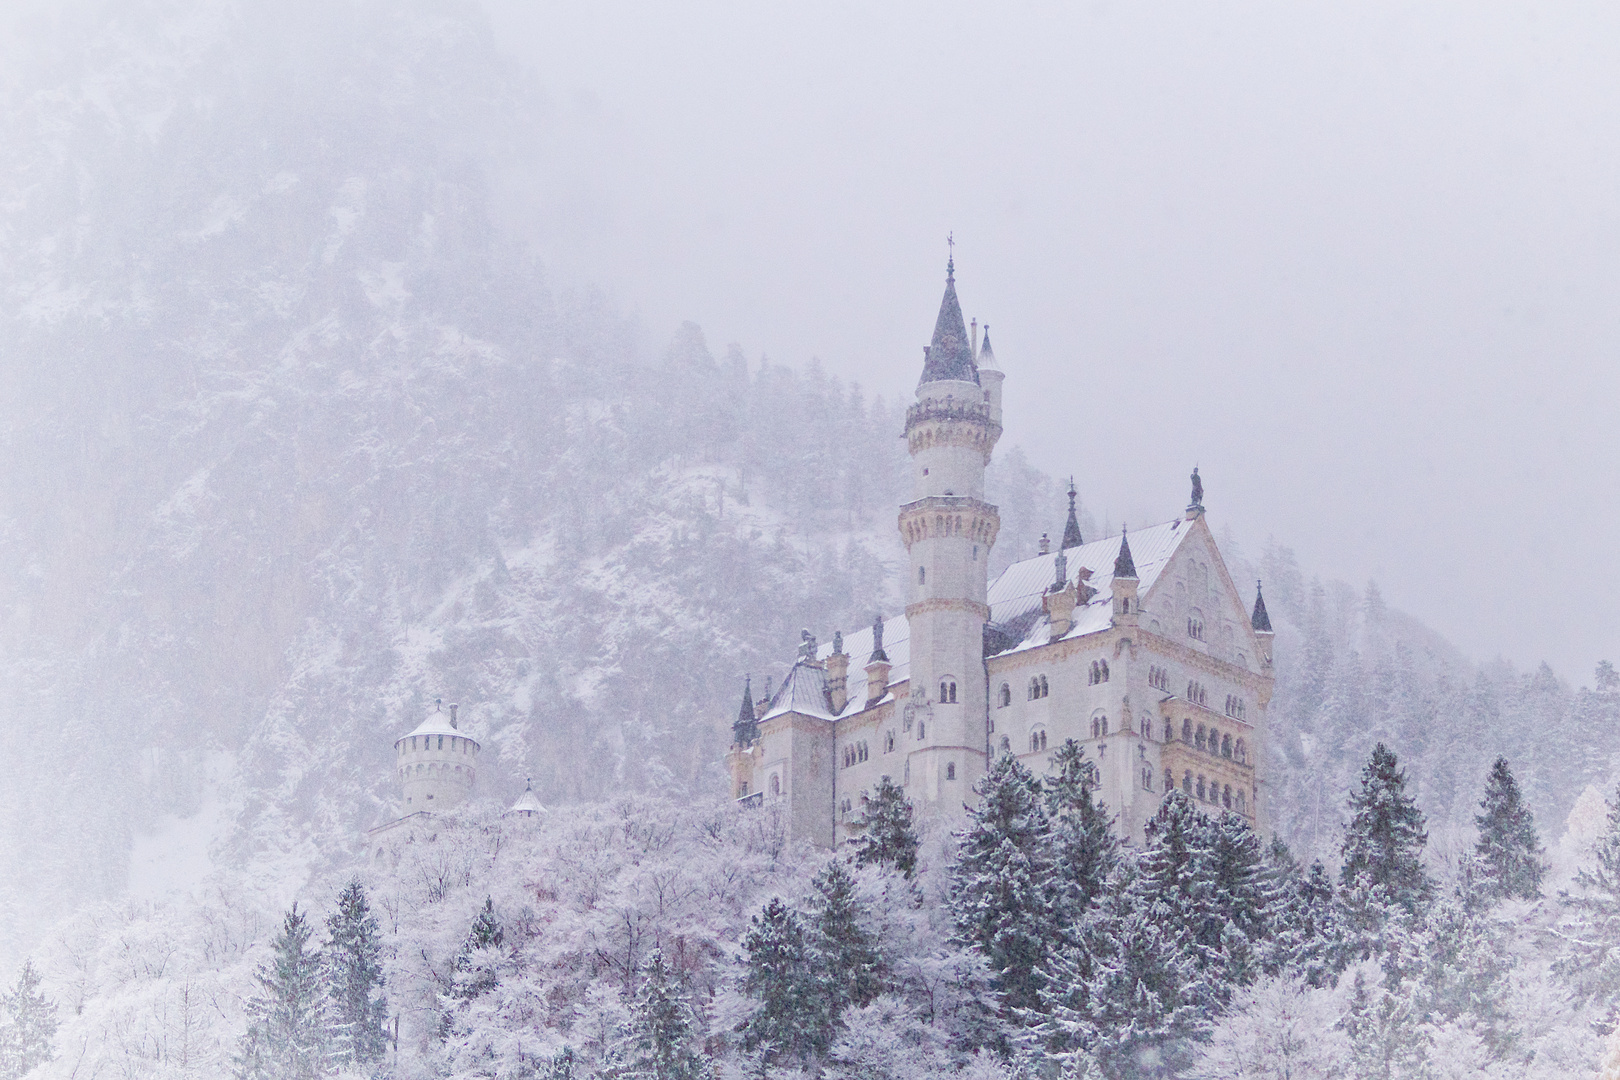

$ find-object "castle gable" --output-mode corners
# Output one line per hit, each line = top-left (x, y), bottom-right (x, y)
(984, 517), (1191, 655)
(760, 660), (837, 721)
(1143, 518), (1262, 662)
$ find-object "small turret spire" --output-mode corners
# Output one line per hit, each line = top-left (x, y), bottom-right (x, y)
(1251, 581), (1273, 632)
(869, 614), (889, 663)
(976, 324), (999, 372)
(1061, 477), (1084, 549)
(736, 675), (755, 727)
(1113, 525), (1137, 579)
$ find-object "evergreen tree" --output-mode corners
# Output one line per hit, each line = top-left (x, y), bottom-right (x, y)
(951, 753), (1060, 1017)
(1340, 968), (1427, 1080)
(1269, 858), (1340, 986)
(0, 960), (57, 1079)
(235, 903), (329, 1080)
(807, 860), (883, 1016)
(1045, 740), (1120, 925)
(851, 776), (919, 878)
(1340, 743), (1432, 915)
(324, 881), (388, 1066)
(1557, 784), (1620, 1003)
(454, 896), (504, 1000)
(740, 897), (830, 1067)
(1472, 757), (1545, 901)
(1201, 811), (1278, 991)
(626, 950), (707, 1080)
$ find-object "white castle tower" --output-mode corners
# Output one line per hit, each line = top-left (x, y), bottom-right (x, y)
(897, 254), (1001, 811)
(394, 699), (481, 811)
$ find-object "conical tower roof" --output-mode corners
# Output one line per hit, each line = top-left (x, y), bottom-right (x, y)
(977, 324), (1001, 373)
(1251, 582), (1273, 632)
(919, 259), (979, 386)
(735, 675), (755, 727)
(1113, 526), (1137, 579)
(1061, 478), (1084, 550)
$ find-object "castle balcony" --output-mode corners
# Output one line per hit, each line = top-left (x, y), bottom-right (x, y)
(1159, 739), (1255, 820)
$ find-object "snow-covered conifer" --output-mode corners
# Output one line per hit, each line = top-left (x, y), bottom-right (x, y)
(235, 903), (329, 1080)
(951, 753), (1060, 1017)
(1473, 758), (1546, 901)
(1340, 743), (1433, 914)
(1044, 740), (1119, 926)
(626, 950), (707, 1080)
(740, 897), (831, 1067)
(0, 960), (57, 1079)
(1202, 812), (1278, 991)
(1556, 784), (1620, 1003)
(809, 860), (884, 1016)
(853, 776), (920, 879)
(324, 880), (388, 1066)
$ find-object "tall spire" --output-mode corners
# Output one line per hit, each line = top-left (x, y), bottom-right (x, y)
(919, 257), (979, 386)
(977, 324), (1000, 372)
(1061, 477), (1084, 549)
(736, 675), (755, 727)
(1251, 581), (1273, 632)
(1113, 525), (1137, 579)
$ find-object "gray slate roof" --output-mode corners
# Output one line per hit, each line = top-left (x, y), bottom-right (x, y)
(919, 264), (979, 386)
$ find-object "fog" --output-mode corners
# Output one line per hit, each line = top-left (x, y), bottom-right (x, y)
(480, 0), (1620, 680)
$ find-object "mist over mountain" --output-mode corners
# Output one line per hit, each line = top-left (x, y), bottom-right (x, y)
(0, 0), (1613, 997)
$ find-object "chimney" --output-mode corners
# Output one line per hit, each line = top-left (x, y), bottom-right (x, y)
(827, 631), (849, 713)
(864, 657), (891, 706)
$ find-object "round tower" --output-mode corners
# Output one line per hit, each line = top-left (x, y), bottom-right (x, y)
(395, 700), (480, 811)
(899, 255), (1001, 811)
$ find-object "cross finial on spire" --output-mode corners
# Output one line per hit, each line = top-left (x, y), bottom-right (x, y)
(946, 231), (955, 279)
(1061, 475), (1084, 549)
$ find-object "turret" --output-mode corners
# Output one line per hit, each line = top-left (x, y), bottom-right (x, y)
(864, 614), (892, 705)
(826, 631), (850, 714)
(1251, 581), (1275, 674)
(504, 779), (547, 819)
(977, 323), (1004, 431)
(395, 700), (480, 811)
(1061, 478), (1084, 549)
(1111, 526), (1139, 625)
(898, 254), (1001, 810)
(732, 676), (759, 747)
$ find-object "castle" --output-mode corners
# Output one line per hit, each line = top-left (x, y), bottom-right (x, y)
(725, 260), (1274, 847)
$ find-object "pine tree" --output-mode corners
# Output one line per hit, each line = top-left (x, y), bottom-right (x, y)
(740, 897), (830, 1067)
(1340, 968), (1427, 1080)
(1202, 811), (1278, 991)
(455, 896), (504, 1000)
(951, 753), (1060, 1017)
(324, 881), (388, 1066)
(0, 960), (57, 1079)
(1472, 757), (1545, 901)
(851, 775), (919, 878)
(1269, 858), (1340, 987)
(1045, 740), (1120, 926)
(235, 903), (329, 1080)
(1557, 784), (1620, 1003)
(626, 950), (707, 1080)
(1340, 743), (1432, 915)
(807, 860), (883, 1016)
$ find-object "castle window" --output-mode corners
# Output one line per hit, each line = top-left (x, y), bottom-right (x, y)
(1237, 790), (1247, 814)
(1089, 662), (1099, 685)
(885, 731), (895, 753)
(947, 763), (956, 781)
(1221, 735), (1232, 759)
(1141, 716), (1152, 738)
(860, 742), (869, 762)
(1164, 720), (1174, 742)
(918, 722), (926, 739)
(998, 683), (1011, 707)
(1028, 678), (1038, 701)
(1039, 675), (1049, 698)
(1195, 725), (1207, 752)
(770, 774), (781, 797)
(1000, 736), (1011, 753)
(903, 711), (912, 732)
(1164, 767), (1174, 792)
(1223, 785), (1233, 810)
(740, 781), (749, 797)
(1196, 776), (1207, 800)
(1100, 660), (1109, 682)
(1182, 718), (1192, 743)
(918, 566), (926, 585)
(1182, 771), (1192, 794)
(1234, 738), (1246, 764)
(1142, 767), (1153, 790)
(1187, 610), (1206, 641)
(940, 679), (957, 704)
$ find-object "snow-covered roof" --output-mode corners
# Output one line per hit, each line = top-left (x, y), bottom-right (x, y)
(985, 517), (1190, 655)
(504, 783), (546, 817)
(399, 708), (480, 745)
(760, 660), (837, 721)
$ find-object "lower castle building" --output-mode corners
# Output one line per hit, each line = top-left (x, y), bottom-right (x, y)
(725, 260), (1274, 847)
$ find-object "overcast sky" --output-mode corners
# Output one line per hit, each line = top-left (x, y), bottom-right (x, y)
(476, 0), (1620, 683)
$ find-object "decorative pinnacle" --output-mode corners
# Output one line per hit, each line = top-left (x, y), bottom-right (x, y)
(947, 231), (955, 280)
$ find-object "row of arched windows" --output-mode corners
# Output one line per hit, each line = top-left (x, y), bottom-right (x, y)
(1177, 771), (1248, 814)
(1148, 665), (1170, 691)
(399, 734), (475, 755)
(1028, 675), (1050, 700)
(1224, 694), (1247, 720)
(842, 742), (869, 768)
(1180, 719), (1246, 763)
(1088, 660), (1110, 685)
(399, 761), (468, 778)
(1186, 680), (1207, 706)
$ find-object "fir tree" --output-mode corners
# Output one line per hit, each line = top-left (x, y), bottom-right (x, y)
(740, 897), (831, 1067)
(324, 880), (388, 1066)
(1340, 968), (1427, 1080)
(951, 753), (1060, 1017)
(1202, 811), (1279, 991)
(236, 903), (329, 1080)
(1270, 858), (1341, 987)
(0, 960), (57, 1079)
(1045, 740), (1120, 925)
(851, 775), (919, 878)
(1340, 743), (1432, 915)
(1557, 784), (1620, 1003)
(1472, 757), (1545, 901)
(626, 950), (707, 1080)
(455, 896), (504, 1000)
(808, 860), (883, 1016)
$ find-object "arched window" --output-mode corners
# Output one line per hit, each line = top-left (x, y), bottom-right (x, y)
(918, 566), (926, 585)
(1100, 660), (1110, 682)
(1196, 776), (1207, 801)
(1090, 717), (1099, 738)
(1182, 718), (1192, 743)
(1030, 732), (1040, 752)
(1164, 720), (1174, 742)
(1237, 790), (1247, 814)
(1039, 675), (1049, 698)
(1099, 716), (1109, 736)
(1182, 771), (1192, 794)
(1223, 785), (1233, 810)
(946, 763), (956, 781)
(1028, 678), (1039, 701)
(1000, 735), (1011, 752)
(1141, 716), (1152, 738)
(1221, 734), (1232, 759)
(1041, 730), (1048, 750)
(940, 679), (957, 704)
(1234, 738), (1245, 764)
(1195, 725), (1207, 752)
(885, 731), (895, 753)
(1164, 767), (1174, 792)
(1142, 767), (1153, 790)
(918, 721), (926, 739)
(770, 774), (781, 796)
(998, 683), (1011, 707)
